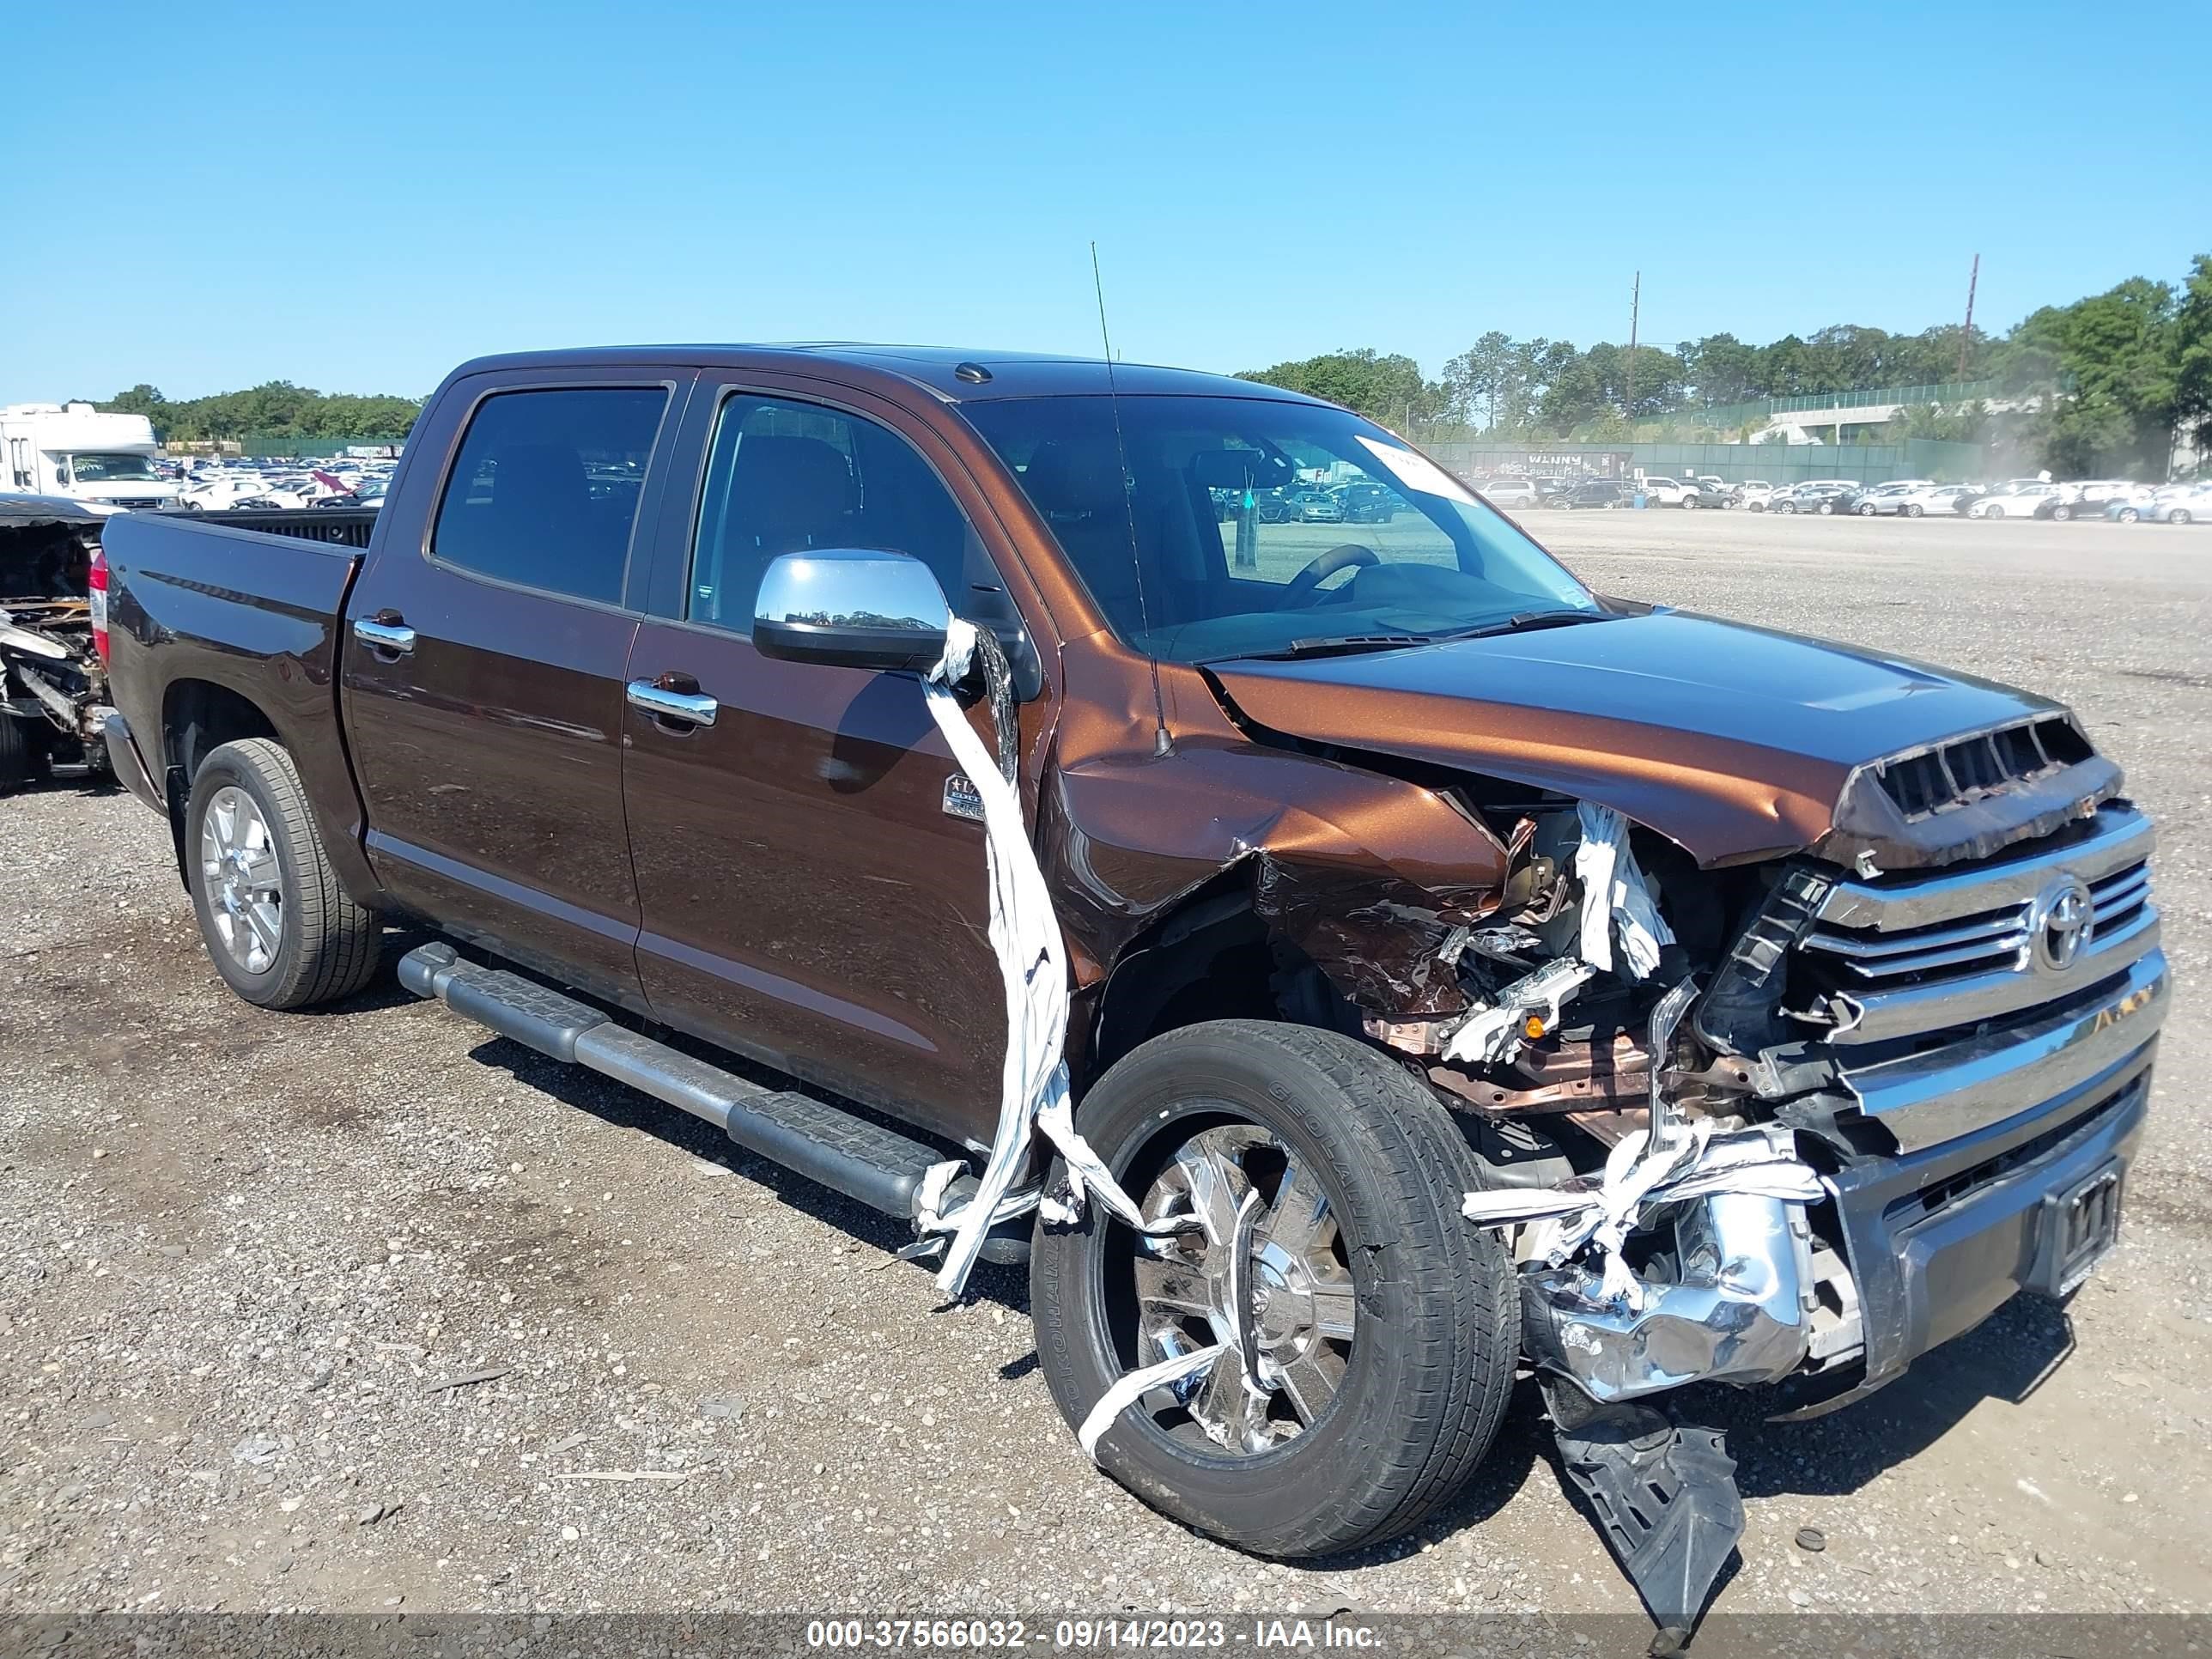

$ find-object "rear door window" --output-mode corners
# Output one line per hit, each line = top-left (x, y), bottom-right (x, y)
(431, 386), (670, 605)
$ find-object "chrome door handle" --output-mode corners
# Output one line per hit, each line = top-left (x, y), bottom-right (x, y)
(353, 617), (416, 656)
(627, 678), (719, 727)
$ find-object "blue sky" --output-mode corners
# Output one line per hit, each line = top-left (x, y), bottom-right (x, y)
(10, 0), (2208, 400)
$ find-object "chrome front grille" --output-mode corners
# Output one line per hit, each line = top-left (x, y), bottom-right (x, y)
(1803, 856), (2151, 995)
(1786, 804), (2169, 1151)
(1796, 805), (2158, 1045)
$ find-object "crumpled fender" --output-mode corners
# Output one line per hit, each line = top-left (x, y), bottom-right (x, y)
(1039, 730), (1510, 1022)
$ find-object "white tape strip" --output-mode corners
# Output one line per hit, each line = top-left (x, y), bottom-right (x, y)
(1573, 801), (1676, 981)
(1077, 1343), (1224, 1461)
(915, 621), (1171, 1297)
(1462, 1125), (1822, 1310)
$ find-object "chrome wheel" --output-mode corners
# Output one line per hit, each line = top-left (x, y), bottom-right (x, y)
(1125, 1124), (1357, 1455)
(199, 784), (283, 974)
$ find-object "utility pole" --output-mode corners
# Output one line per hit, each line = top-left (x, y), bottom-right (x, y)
(1626, 271), (1641, 423)
(1960, 254), (1979, 380)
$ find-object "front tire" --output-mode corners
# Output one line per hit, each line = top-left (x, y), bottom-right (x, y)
(185, 738), (383, 1009)
(1905, 503), (1923, 518)
(2052, 503), (2075, 522)
(1032, 1020), (1516, 1559)
(2172, 509), (2193, 526)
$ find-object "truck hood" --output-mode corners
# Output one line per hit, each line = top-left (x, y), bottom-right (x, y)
(1204, 610), (2093, 867)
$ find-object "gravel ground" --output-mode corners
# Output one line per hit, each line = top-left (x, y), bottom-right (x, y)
(2, 512), (2208, 1621)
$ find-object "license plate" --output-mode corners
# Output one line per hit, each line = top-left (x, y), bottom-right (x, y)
(2054, 1165), (2123, 1295)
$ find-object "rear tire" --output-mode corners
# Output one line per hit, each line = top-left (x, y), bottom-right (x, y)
(2052, 504), (2075, 521)
(185, 738), (383, 1010)
(2172, 509), (2193, 526)
(2119, 507), (2140, 524)
(1905, 503), (1923, 518)
(1032, 1020), (1516, 1559)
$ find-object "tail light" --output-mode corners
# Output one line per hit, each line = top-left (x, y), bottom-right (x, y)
(88, 546), (111, 664)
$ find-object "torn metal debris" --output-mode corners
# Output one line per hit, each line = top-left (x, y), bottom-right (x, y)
(3, 501), (110, 786)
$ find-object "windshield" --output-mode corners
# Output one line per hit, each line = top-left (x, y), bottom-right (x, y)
(961, 395), (1597, 664)
(63, 452), (159, 483)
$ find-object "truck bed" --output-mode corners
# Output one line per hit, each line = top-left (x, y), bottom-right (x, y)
(96, 507), (379, 898)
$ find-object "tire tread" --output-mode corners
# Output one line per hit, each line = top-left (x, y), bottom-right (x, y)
(191, 738), (381, 1008)
(1036, 1019), (1517, 1558)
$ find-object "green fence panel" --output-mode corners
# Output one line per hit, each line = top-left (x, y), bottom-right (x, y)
(240, 434), (409, 459)
(1415, 441), (1980, 487)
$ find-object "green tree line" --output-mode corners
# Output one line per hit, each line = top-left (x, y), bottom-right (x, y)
(1239, 252), (2212, 477)
(94, 382), (422, 444)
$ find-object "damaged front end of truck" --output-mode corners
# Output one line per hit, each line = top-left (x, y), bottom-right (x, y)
(1048, 640), (2165, 1638)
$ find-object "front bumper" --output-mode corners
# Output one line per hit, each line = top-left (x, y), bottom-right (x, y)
(1814, 1032), (2153, 1407)
(1522, 951), (2163, 1412)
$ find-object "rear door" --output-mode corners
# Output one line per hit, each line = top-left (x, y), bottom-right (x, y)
(618, 375), (1036, 1148)
(340, 368), (689, 1006)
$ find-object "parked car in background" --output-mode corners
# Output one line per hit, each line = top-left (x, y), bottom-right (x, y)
(1480, 478), (1540, 510)
(1555, 479), (1628, 509)
(2130, 484), (2212, 524)
(1958, 478), (2053, 515)
(1845, 481), (1934, 516)
(2043, 482), (2136, 521)
(1531, 477), (1576, 505)
(1287, 489), (1343, 523)
(1772, 481), (1859, 514)
(1337, 482), (1404, 523)
(1636, 476), (1690, 506)
(1678, 480), (1732, 509)
(1882, 483), (1976, 518)
(1729, 480), (1776, 511)
(1970, 483), (2058, 518)
(1842, 483), (1906, 516)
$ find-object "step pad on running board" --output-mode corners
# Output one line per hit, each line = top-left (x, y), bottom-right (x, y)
(398, 943), (947, 1218)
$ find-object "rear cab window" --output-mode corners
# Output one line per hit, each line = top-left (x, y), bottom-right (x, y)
(430, 386), (670, 605)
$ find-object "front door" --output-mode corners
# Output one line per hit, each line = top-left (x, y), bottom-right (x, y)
(341, 371), (685, 1006)
(621, 381), (1028, 1147)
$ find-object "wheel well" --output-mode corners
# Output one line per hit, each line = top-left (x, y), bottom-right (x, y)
(1082, 872), (1361, 1093)
(158, 680), (280, 877)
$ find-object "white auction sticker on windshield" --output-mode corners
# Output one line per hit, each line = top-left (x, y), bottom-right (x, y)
(1355, 435), (1479, 504)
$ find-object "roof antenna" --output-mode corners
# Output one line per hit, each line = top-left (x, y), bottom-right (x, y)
(1092, 241), (1170, 757)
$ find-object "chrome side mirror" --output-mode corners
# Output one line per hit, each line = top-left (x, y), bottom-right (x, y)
(752, 549), (951, 673)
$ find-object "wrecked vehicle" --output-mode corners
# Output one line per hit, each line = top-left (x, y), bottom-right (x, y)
(1, 494), (113, 789)
(98, 349), (2164, 1635)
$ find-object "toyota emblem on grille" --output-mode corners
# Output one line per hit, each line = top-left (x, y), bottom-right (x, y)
(2029, 875), (2095, 973)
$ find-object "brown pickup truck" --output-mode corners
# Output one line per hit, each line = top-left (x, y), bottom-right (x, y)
(98, 346), (2166, 1633)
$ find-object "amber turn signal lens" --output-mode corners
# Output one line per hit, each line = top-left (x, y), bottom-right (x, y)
(1522, 1014), (1547, 1040)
